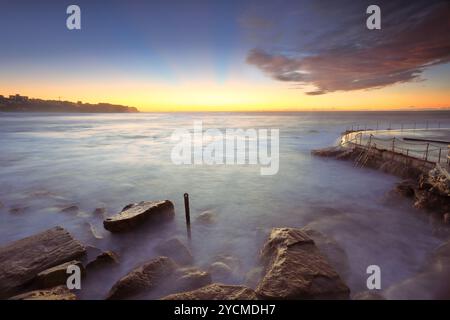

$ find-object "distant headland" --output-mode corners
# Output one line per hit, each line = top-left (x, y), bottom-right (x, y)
(0, 94), (139, 113)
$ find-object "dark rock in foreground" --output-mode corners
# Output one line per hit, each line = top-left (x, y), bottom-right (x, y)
(0, 226), (86, 299)
(161, 283), (258, 300)
(107, 256), (177, 299)
(9, 286), (77, 300)
(103, 200), (175, 233)
(35, 260), (84, 289)
(256, 227), (350, 299)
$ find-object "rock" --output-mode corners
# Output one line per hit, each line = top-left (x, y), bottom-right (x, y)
(9, 206), (29, 214)
(161, 283), (258, 300)
(352, 291), (385, 300)
(208, 254), (241, 281)
(444, 213), (450, 224)
(103, 200), (175, 233)
(81, 245), (103, 267)
(84, 221), (104, 240)
(106, 256), (177, 300)
(9, 286), (77, 300)
(195, 210), (218, 225)
(173, 267), (212, 292)
(256, 227), (350, 299)
(0, 226), (86, 299)
(35, 260), (84, 289)
(60, 205), (79, 213)
(86, 251), (119, 270)
(311, 146), (352, 159)
(93, 207), (107, 217)
(209, 262), (233, 280)
(155, 238), (193, 265)
(301, 227), (350, 280)
(394, 180), (416, 198)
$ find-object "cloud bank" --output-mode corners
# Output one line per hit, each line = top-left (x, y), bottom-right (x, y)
(245, 0), (450, 95)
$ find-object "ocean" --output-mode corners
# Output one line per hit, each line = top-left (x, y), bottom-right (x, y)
(0, 111), (449, 299)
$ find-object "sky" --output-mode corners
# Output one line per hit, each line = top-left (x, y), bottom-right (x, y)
(0, 0), (449, 111)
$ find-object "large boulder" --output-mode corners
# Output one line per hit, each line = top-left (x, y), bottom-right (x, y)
(106, 256), (211, 299)
(0, 226), (86, 298)
(103, 200), (175, 233)
(9, 286), (77, 300)
(256, 227), (350, 299)
(162, 283), (258, 300)
(107, 256), (177, 299)
(35, 260), (84, 289)
(155, 238), (193, 265)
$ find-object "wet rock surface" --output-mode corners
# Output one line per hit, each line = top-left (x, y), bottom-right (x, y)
(35, 260), (84, 289)
(103, 200), (175, 233)
(9, 286), (77, 300)
(107, 256), (177, 299)
(0, 226), (86, 299)
(161, 283), (258, 300)
(256, 227), (350, 299)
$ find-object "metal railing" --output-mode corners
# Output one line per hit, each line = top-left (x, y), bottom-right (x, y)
(341, 130), (450, 166)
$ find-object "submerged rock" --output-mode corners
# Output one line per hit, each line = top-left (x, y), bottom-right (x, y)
(9, 286), (77, 300)
(9, 206), (29, 214)
(208, 254), (242, 282)
(256, 227), (350, 299)
(173, 267), (212, 292)
(93, 207), (107, 217)
(103, 200), (175, 233)
(0, 226), (86, 299)
(35, 260), (84, 289)
(161, 283), (258, 300)
(155, 238), (193, 265)
(60, 205), (79, 213)
(107, 256), (177, 300)
(195, 210), (218, 225)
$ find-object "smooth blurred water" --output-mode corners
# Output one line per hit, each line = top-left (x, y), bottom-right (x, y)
(0, 111), (449, 299)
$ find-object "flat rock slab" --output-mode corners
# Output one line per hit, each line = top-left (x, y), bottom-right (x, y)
(256, 227), (350, 299)
(35, 260), (84, 289)
(162, 283), (258, 300)
(9, 286), (77, 300)
(103, 200), (175, 233)
(0, 226), (86, 299)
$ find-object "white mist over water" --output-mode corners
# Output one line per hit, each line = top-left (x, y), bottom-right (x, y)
(0, 111), (449, 299)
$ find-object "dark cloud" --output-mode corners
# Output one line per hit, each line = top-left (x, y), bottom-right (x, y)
(245, 0), (450, 95)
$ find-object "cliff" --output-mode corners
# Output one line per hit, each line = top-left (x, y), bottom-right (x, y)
(0, 96), (139, 113)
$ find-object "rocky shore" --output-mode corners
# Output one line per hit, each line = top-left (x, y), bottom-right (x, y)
(312, 143), (450, 224)
(0, 199), (357, 300)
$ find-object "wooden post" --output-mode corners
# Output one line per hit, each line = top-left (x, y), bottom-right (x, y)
(425, 143), (429, 161)
(184, 193), (191, 239)
(438, 148), (442, 163)
(392, 138), (395, 152)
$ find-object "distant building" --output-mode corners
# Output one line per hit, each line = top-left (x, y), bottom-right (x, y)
(9, 94), (29, 102)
